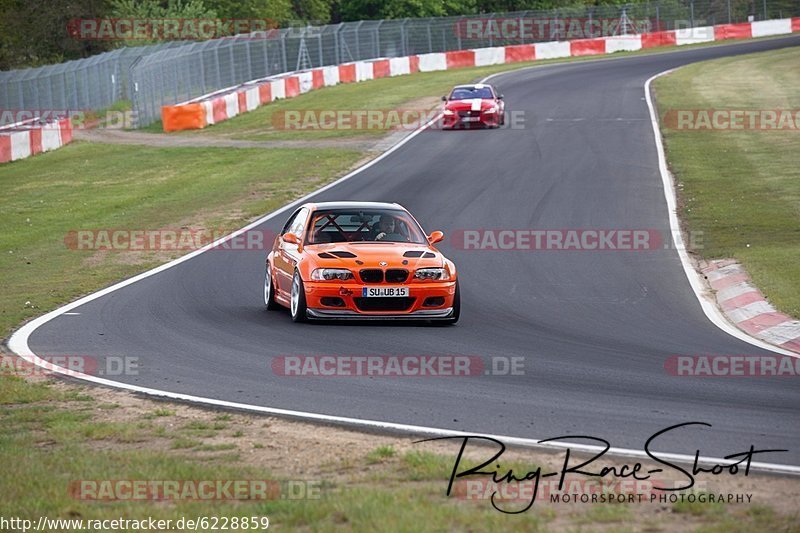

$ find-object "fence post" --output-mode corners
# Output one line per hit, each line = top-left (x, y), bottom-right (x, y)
(350, 20), (364, 61)
(199, 50), (207, 95)
(229, 45), (236, 87)
(317, 32), (323, 67)
(214, 43), (222, 87)
(426, 20), (432, 52)
(376, 20), (383, 57)
(262, 32), (270, 75)
(401, 19), (409, 56)
(281, 32), (288, 72)
(129, 56), (141, 128)
(245, 38), (253, 81)
(727, 0), (732, 23)
(335, 24), (342, 65)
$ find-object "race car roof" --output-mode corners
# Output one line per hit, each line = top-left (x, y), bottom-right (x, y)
(306, 201), (404, 211)
(452, 83), (490, 89)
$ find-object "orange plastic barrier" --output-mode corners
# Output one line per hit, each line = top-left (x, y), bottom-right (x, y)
(162, 103), (206, 132)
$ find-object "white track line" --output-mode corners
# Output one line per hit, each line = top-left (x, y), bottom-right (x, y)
(643, 69), (796, 358)
(7, 61), (800, 475)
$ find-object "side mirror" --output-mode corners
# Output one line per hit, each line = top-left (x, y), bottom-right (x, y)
(441, 95), (447, 101)
(428, 231), (444, 244)
(498, 94), (504, 100)
(282, 232), (301, 245)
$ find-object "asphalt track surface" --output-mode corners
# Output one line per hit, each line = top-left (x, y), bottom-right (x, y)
(27, 36), (800, 465)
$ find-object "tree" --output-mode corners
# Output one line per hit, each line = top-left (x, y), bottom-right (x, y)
(0, 0), (113, 70)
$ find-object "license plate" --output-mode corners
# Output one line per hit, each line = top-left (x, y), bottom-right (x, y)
(362, 287), (409, 297)
(462, 116), (480, 122)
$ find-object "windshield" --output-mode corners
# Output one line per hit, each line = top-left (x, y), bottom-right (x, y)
(449, 86), (494, 100)
(307, 209), (427, 244)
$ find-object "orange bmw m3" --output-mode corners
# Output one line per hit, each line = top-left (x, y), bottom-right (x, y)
(264, 202), (459, 323)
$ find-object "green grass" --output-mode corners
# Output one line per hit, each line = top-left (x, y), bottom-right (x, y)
(0, 142), (361, 338)
(0, 373), (552, 530)
(579, 504), (632, 524)
(654, 46), (800, 318)
(2, 372), (798, 529)
(2, 34), (800, 530)
(143, 408), (175, 419)
(672, 492), (726, 517)
(366, 445), (396, 464)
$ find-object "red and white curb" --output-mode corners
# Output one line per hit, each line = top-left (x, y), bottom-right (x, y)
(0, 118), (73, 164)
(702, 259), (800, 354)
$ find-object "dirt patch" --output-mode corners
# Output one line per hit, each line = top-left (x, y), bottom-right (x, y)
(21, 367), (800, 514)
(75, 128), (383, 151)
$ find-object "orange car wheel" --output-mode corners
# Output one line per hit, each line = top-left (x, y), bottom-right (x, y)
(290, 270), (308, 323)
(264, 263), (280, 311)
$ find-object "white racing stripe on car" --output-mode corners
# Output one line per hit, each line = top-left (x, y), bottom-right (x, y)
(470, 98), (482, 112)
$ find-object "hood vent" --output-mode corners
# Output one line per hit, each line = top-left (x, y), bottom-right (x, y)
(331, 251), (357, 258)
(318, 252), (335, 259)
(423, 252), (436, 258)
(403, 251), (424, 257)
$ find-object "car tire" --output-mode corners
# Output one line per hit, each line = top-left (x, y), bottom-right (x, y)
(500, 112), (505, 126)
(290, 270), (308, 323)
(264, 262), (279, 310)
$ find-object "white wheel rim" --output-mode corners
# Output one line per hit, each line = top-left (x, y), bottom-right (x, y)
(264, 266), (271, 306)
(291, 275), (300, 317)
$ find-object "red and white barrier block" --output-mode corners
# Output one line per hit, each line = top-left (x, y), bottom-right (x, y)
(703, 259), (800, 354)
(0, 118), (73, 164)
(161, 17), (800, 132)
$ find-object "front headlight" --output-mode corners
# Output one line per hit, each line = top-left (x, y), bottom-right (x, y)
(443, 109), (455, 116)
(483, 106), (497, 114)
(414, 267), (449, 281)
(311, 268), (353, 281)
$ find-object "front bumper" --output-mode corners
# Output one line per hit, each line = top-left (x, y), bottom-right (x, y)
(442, 112), (500, 128)
(303, 280), (457, 319)
(307, 307), (455, 320)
